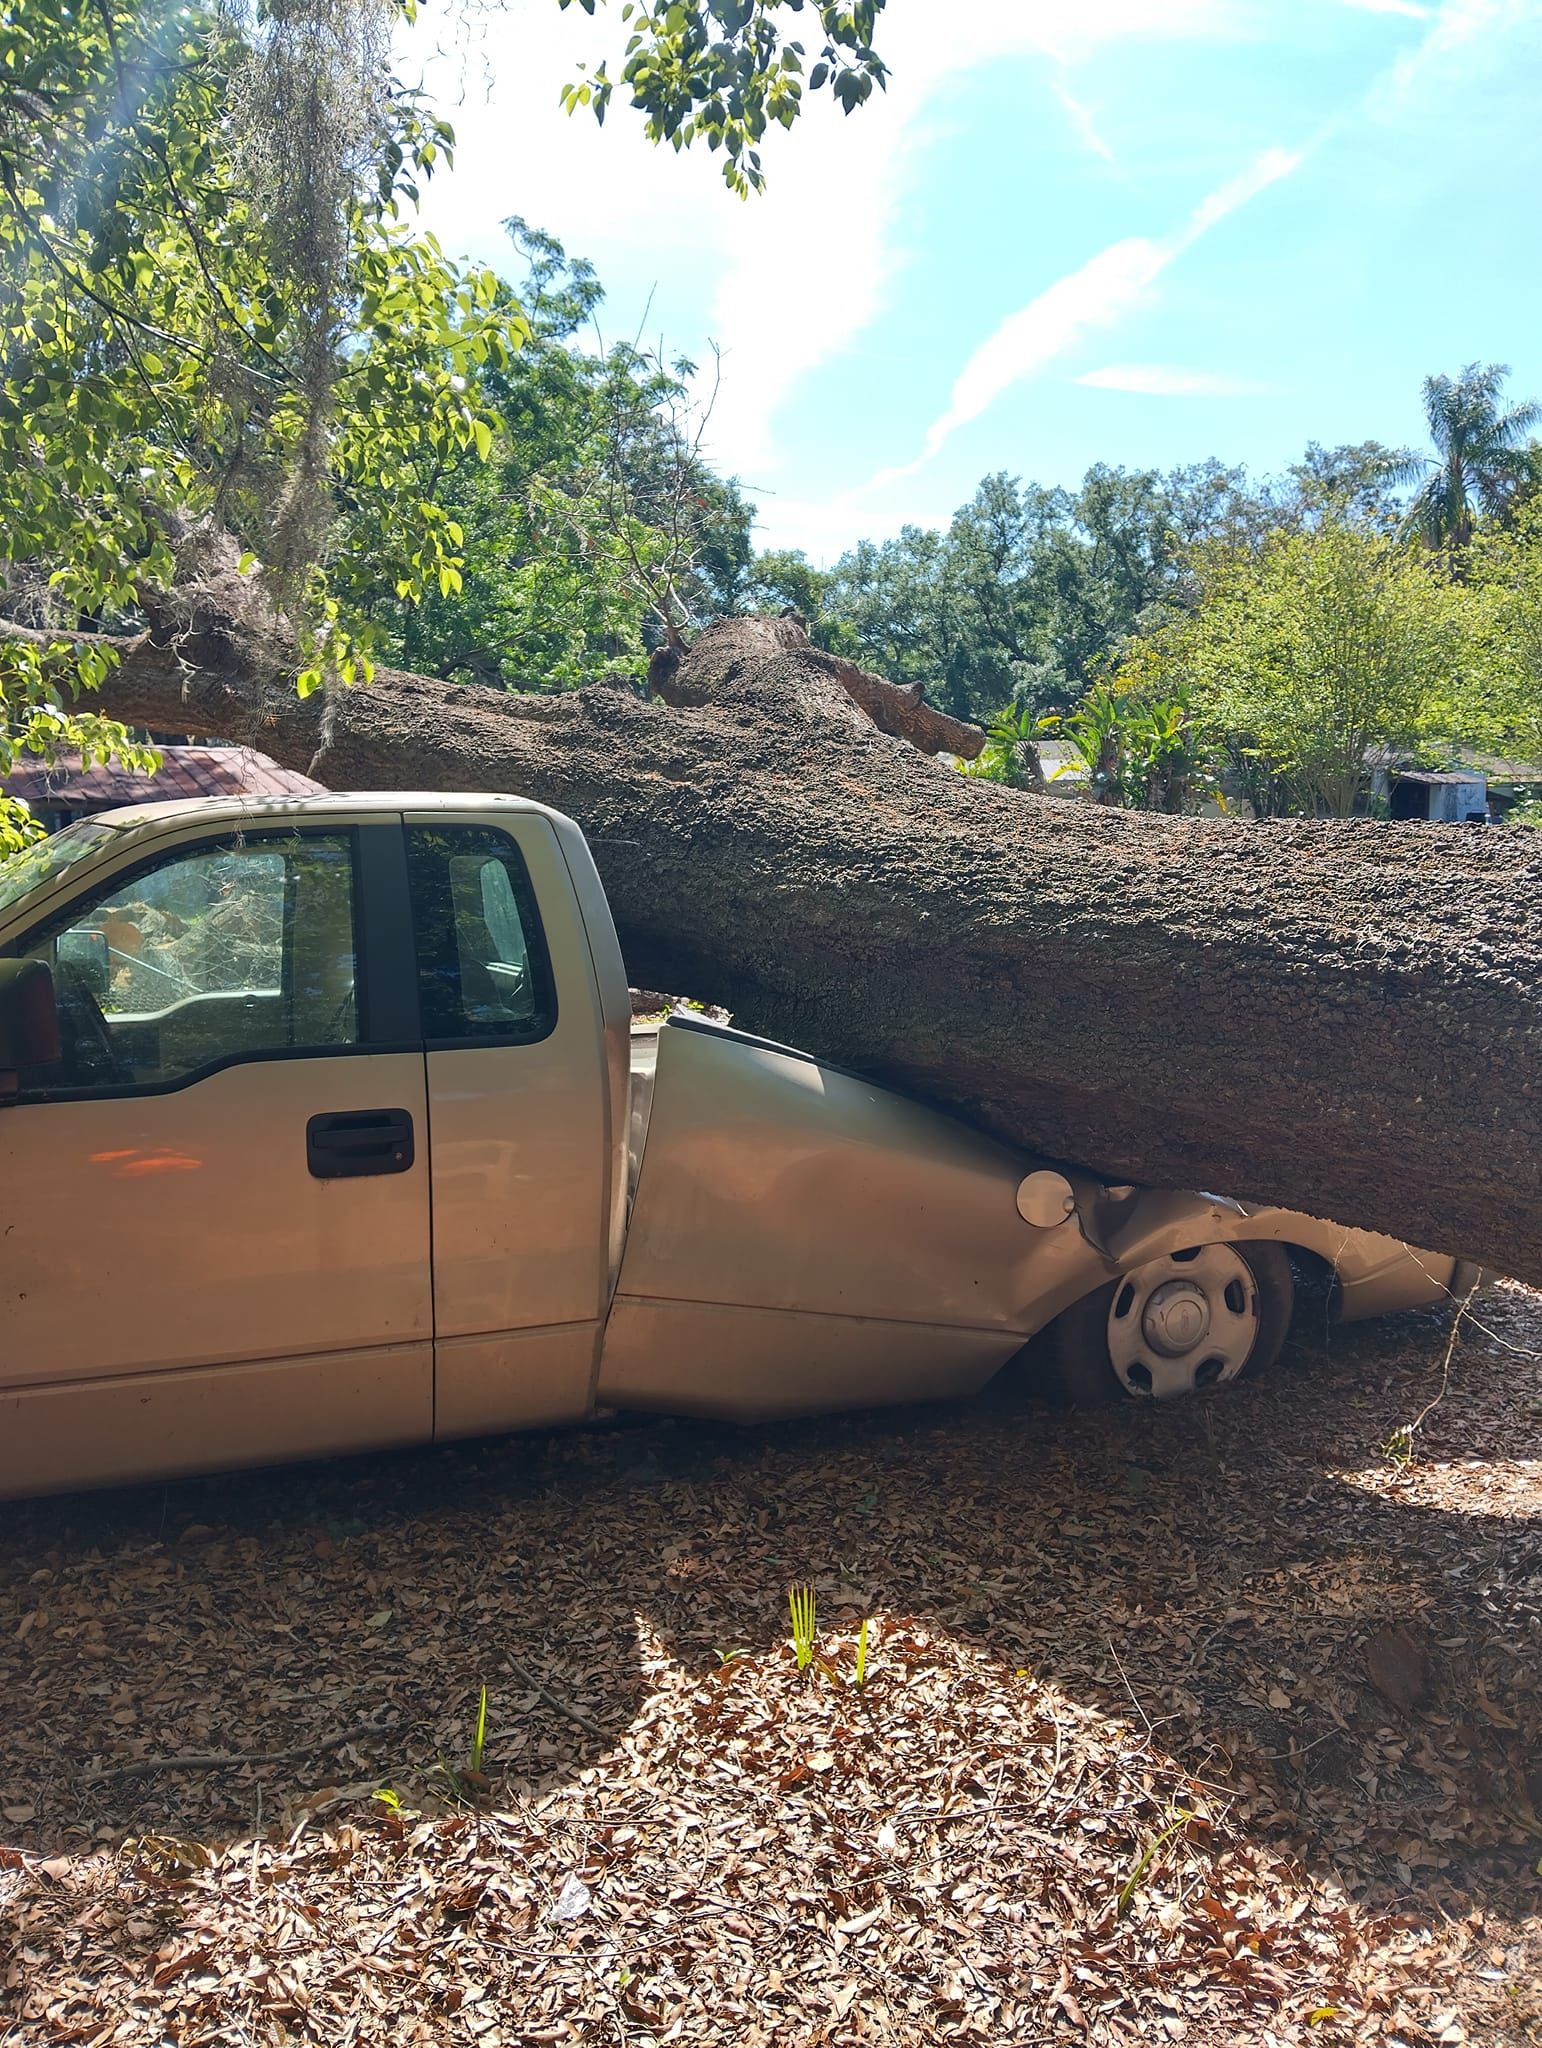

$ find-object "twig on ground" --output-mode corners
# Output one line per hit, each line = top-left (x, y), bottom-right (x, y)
(1397, 1276), (1484, 1459)
(83, 1713), (402, 1786)
(494, 1658), (610, 1742)
(1108, 1637), (1157, 1740)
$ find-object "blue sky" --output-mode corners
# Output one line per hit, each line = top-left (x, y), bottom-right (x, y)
(402, 0), (1542, 558)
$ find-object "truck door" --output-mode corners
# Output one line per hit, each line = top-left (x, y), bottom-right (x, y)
(0, 820), (432, 1494)
(400, 814), (615, 1437)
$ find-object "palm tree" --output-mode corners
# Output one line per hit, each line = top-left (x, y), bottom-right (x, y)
(1394, 362), (1541, 550)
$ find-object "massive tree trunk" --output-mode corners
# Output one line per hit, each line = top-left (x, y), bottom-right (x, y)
(95, 581), (1542, 1285)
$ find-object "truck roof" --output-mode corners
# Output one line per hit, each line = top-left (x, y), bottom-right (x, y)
(87, 790), (556, 832)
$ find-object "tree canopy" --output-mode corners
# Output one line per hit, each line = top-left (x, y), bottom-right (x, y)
(1394, 361), (1542, 551)
(373, 221), (752, 691)
(1128, 522), (1467, 818)
(750, 442), (1428, 728)
(747, 391), (1539, 813)
(557, 0), (887, 195)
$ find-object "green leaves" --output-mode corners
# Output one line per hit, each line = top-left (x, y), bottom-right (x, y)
(957, 703), (1046, 790)
(469, 1682), (488, 1774)
(788, 1585), (817, 1673)
(1401, 362), (1542, 550)
(1464, 500), (1542, 766)
(854, 1615), (871, 1691)
(559, 0), (888, 194)
(0, 0), (537, 842)
(368, 225), (754, 691)
(1129, 522), (1471, 818)
(1044, 681), (1221, 815)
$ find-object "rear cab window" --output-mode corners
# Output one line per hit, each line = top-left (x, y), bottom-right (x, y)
(404, 824), (556, 1045)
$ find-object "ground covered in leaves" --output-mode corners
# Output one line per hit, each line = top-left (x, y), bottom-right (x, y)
(2, 1284), (1538, 2046)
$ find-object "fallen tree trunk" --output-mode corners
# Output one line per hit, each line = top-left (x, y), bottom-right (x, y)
(97, 590), (1542, 1283)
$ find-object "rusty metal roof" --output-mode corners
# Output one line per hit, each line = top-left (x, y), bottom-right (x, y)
(4, 745), (326, 809)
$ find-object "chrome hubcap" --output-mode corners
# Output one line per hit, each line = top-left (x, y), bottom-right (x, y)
(1107, 1244), (1260, 1400)
(1141, 1281), (1211, 1356)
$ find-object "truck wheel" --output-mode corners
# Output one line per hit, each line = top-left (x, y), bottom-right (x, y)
(1045, 1241), (1294, 1406)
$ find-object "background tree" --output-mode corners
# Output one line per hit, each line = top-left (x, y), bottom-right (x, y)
(1134, 522), (1464, 817)
(1465, 500), (1542, 768)
(1394, 362), (1541, 551)
(739, 547), (836, 633)
(776, 463), (1274, 729)
(1284, 441), (1411, 532)
(738, 408), (1537, 819)
(820, 526), (973, 703)
(379, 221), (752, 689)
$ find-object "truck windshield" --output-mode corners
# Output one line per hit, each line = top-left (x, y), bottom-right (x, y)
(0, 819), (120, 921)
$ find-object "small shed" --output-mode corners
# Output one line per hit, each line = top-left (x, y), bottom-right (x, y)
(3, 744), (325, 833)
(1454, 751), (1542, 821)
(1387, 769), (1489, 824)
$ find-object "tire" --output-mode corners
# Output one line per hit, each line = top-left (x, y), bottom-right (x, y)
(1044, 1240), (1295, 1407)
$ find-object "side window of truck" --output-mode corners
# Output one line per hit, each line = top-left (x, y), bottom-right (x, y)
(405, 825), (556, 1044)
(12, 832), (360, 1095)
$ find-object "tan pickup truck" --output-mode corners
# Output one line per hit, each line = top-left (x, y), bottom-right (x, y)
(0, 793), (1470, 1498)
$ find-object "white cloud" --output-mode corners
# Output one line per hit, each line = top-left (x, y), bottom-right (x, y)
(402, 6), (730, 270)
(698, 89), (916, 480)
(901, 239), (1170, 473)
(402, 0), (1248, 484)
(870, 144), (1302, 483)
(1176, 144), (1303, 246)
(1329, 0), (1432, 18)
(1052, 75), (1118, 162)
(1077, 363), (1279, 395)
(700, 0), (1244, 477)
(1375, 0), (1541, 100)
(750, 485), (947, 559)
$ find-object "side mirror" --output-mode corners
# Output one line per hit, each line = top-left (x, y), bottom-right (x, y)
(0, 958), (62, 1101)
(57, 925), (111, 1002)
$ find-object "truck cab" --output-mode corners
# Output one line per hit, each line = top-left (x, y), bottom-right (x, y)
(0, 795), (636, 1492)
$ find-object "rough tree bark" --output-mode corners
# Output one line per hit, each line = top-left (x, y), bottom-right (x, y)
(93, 567), (1542, 1285)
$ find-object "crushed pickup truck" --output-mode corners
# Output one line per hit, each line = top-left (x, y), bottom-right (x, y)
(0, 793), (1473, 1498)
